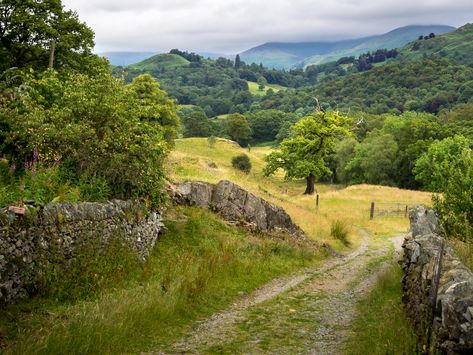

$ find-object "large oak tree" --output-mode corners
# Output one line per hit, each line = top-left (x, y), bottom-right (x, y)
(264, 111), (350, 194)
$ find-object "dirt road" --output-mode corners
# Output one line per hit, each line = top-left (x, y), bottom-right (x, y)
(164, 231), (404, 354)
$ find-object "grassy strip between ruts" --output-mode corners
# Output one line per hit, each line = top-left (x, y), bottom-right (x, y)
(0, 206), (322, 354)
(343, 262), (419, 354)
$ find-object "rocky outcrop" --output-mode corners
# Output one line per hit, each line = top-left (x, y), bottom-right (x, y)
(170, 180), (300, 235)
(402, 205), (473, 353)
(0, 200), (165, 305)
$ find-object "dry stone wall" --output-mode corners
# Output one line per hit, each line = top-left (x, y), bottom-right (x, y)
(402, 206), (473, 353)
(0, 200), (165, 305)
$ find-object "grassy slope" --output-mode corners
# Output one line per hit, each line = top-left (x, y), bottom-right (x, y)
(167, 138), (432, 250)
(130, 53), (190, 71)
(399, 23), (473, 65)
(247, 81), (285, 95)
(2, 207), (319, 354)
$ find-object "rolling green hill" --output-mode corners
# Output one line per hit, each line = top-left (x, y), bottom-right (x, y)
(130, 53), (190, 71)
(398, 23), (473, 65)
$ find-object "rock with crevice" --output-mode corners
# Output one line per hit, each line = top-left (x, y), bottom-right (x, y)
(170, 179), (300, 235)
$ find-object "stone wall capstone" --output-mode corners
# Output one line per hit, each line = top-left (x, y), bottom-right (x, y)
(402, 205), (473, 353)
(0, 200), (165, 305)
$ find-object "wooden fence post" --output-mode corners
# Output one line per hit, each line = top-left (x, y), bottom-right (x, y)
(405, 205), (408, 217)
(316, 194), (319, 209)
(370, 202), (375, 220)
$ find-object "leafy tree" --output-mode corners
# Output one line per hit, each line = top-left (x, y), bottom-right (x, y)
(381, 111), (446, 188)
(413, 135), (472, 192)
(181, 109), (212, 137)
(440, 103), (473, 139)
(248, 109), (296, 143)
(257, 76), (267, 91)
(234, 54), (242, 69)
(414, 136), (473, 240)
(345, 130), (399, 185)
(0, 0), (100, 72)
(225, 113), (252, 146)
(264, 111), (351, 194)
(334, 137), (359, 184)
(126, 74), (180, 146)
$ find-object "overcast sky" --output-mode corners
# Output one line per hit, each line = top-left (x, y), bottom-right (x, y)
(62, 0), (473, 54)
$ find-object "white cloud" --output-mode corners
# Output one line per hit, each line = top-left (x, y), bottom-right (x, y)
(62, 0), (473, 53)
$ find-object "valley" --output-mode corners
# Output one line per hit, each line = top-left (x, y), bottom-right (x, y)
(1, 1), (473, 353)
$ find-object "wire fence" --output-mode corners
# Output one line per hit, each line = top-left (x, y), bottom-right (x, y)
(369, 201), (421, 219)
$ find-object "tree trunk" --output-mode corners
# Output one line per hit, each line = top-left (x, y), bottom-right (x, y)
(304, 174), (315, 195)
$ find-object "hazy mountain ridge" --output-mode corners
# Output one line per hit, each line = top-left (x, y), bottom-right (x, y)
(240, 25), (455, 69)
(300, 25), (456, 67)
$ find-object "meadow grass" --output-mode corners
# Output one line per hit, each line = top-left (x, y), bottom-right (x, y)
(344, 263), (419, 354)
(167, 138), (432, 251)
(1, 206), (320, 354)
(247, 81), (285, 95)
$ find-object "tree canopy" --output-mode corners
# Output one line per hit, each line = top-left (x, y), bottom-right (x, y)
(0, 0), (101, 73)
(264, 111), (351, 194)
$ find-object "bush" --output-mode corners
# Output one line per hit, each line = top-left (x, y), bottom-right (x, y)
(1, 71), (179, 207)
(231, 154), (252, 173)
(330, 220), (350, 246)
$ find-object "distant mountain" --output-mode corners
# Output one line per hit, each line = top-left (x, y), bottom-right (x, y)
(300, 25), (456, 67)
(129, 53), (190, 71)
(100, 52), (158, 66)
(197, 52), (229, 59)
(398, 23), (473, 65)
(240, 38), (370, 69)
(240, 25), (455, 69)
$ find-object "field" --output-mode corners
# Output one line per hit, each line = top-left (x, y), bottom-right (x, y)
(247, 81), (286, 95)
(167, 138), (432, 250)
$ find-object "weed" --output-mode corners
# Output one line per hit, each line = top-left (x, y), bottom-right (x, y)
(330, 220), (350, 246)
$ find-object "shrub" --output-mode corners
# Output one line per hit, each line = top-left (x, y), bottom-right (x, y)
(1, 70), (178, 207)
(231, 154), (252, 173)
(330, 220), (350, 246)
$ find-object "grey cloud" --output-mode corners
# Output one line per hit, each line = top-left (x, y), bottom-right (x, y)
(62, 0), (473, 53)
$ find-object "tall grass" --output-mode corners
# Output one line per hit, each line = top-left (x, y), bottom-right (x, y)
(330, 220), (351, 246)
(344, 263), (418, 354)
(450, 239), (473, 271)
(167, 138), (432, 250)
(2, 206), (318, 354)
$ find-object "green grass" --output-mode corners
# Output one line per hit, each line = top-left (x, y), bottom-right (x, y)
(1, 206), (319, 354)
(247, 81), (285, 95)
(167, 138), (432, 250)
(344, 263), (418, 354)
